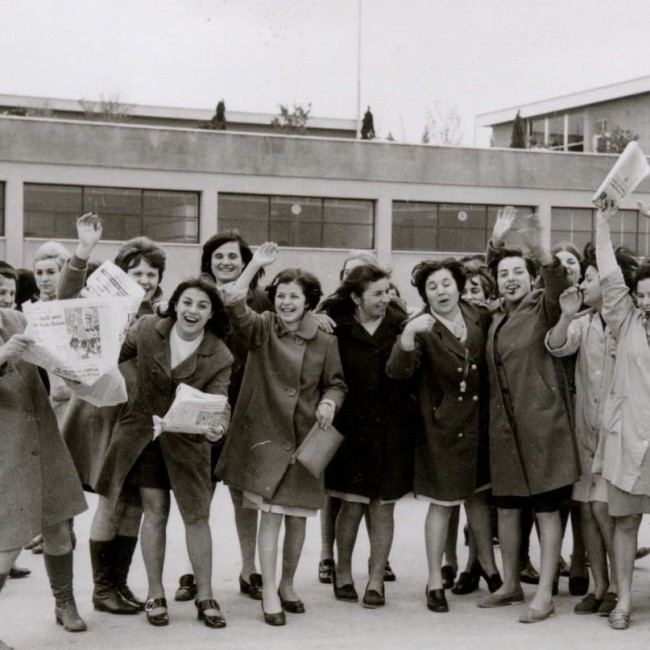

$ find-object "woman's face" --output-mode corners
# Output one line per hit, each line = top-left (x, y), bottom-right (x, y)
(353, 278), (391, 321)
(175, 287), (213, 341)
(424, 268), (460, 317)
(462, 276), (487, 305)
(211, 241), (245, 285)
(497, 256), (532, 305)
(556, 250), (581, 286)
(34, 258), (60, 299)
(0, 277), (16, 308)
(635, 278), (650, 316)
(579, 265), (602, 308)
(275, 281), (306, 327)
(127, 259), (160, 302)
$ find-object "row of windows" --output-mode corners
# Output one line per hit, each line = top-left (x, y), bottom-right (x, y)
(0, 183), (648, 257)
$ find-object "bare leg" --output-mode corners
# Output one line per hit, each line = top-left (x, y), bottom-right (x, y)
(465, 491), (498, 575)
(278, 516), (307, 602)
(579, 502), (608, 599)
(0, 549), (22, 574)
(612, 514), (641, 613)
(229, 488), (259, 579)
(443, 506), (460, 571)
(366, 501), (395, 593)
(491, 508), (521, 595)
(90, 495), (122, 541)
(258, 511), (283, 614)
(335, 501), (365, 586)
(425, 504), (453, 590)
(569, 503), (588, 582)
(320, 497), (341, 562)
(529, 510), (562, 611)
(592, 501), (617, 593)
(185, 516), (214, 602)
(116, 489), (143, 537)
(139, 488), (170, 600)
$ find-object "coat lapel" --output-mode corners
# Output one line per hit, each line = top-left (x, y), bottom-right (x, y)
(153, 319), (173, 377)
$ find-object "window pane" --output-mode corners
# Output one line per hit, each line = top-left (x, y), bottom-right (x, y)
(24, 184), (82, 238)
(438, 204), (487, 252)
(323, 199), (374, 225)
(217, 194), (269, 244)
(439, 204), (486, 228)
(271, 197), (322, 224)
(547, 115), (564, 150)
(392, 202), (437, 250)
(552, 229), (592, 251)
(0, 183), (4, 235)
(143, 190), (199, 243)
(637, 215), (650, 257)
(270, 220), (322, 247)
(322, 223), (373, 249)
(84, 187), (141, 241)
(323, 199), (373, 248)
(438, 228), (487, 253)
(567, 113), (584, 151)
(610, 209), (638, 252)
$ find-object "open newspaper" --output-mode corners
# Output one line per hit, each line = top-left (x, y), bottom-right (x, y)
(153, 383), (229, 439)
(592, 141), (650, 210)
(22, 261), (144, 388)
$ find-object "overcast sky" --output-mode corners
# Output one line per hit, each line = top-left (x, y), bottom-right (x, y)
(2, 0), (650, 145)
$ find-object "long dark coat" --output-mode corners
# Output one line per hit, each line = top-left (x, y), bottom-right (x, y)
(387, 301), (491, 502)
(0, 309), (87, 551)
(57, 259), (156, 490)
(486, 259), (579, 497)
(95, 315), (233, 523)
(216, 299), (347, 510)
(325, 304), (415, 500)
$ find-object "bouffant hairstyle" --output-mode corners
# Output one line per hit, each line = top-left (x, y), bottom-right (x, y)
(411, 258), (466, 305)
(323, 263), (391, 317)
(266, 268), (322, 311)
(114, 237), (166, 280)
(163, 277), (229, 338)
(582, 242), (639, 291)
(488, 247), (539, 284)
(15, 269), (39, 309)
(462, 258), (496, 300)
(339, 250), (379, 281)
(0, 260), (17, 283)
(200, 230), (263, 288)
(33, 241), (71, 270)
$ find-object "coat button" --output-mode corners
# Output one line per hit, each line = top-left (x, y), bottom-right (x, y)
(283, 442), (293, 451)
(471, 364), (477, 370)
(295, 338), (304, 346)
(472, 395), (478, 401)
(31, 450), (39, 457)
(458, 433), (463, 438)
(457, 367), (462, 373)
(458, 396), (464, 401)
(287, 388), (297, 397)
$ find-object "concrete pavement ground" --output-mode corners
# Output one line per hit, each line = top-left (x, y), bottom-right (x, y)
(3, 490), (650, 650)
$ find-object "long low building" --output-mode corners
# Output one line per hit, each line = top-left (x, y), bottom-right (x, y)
(1, 115), (649, 306)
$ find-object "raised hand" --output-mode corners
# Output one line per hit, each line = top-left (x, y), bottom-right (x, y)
(520, 213), (543, 252)
(596, 204), (617, 225)
(252, 241), (278, 268)
(76, 212), (102, 260)
(400, 312), (434, 350)
(492, 206), (517, 246)
(637, 200), (650, 218)
(559, 286), (582, 318)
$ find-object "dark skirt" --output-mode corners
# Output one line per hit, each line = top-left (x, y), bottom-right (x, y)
(125, 439), (171, 490)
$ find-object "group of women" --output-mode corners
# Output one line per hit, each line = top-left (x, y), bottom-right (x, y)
(2, 202), (650, 649)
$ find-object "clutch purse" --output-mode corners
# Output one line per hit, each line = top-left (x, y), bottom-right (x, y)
(290, 422), (344, 479)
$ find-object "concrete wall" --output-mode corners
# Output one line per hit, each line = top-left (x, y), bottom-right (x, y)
(2, 116), (650, 307)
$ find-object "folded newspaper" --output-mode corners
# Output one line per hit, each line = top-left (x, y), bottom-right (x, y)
(592, 141), (650, 210)
(153, 383), (229, 439)
(22, 261), (144, 387)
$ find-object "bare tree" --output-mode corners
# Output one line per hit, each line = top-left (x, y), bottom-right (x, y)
(421, 102), (463, 145)
(271, 103), (311, 134)
(79, 94), (133, 122)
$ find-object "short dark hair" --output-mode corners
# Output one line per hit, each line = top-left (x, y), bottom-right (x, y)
(411, 258), (466, 304)
(488, 247), (538, 284)
(462, 258), (496, 300)
(114, 237), (166, 281)
(201, 230), (264, 288)
(266, 268), (322, 311)
(582, 242), (639, 291)
(163, 278), (229, 338)
(0, 260), (17, 283)
(15, 268), (39, 309)
(323, 263), (391, 317)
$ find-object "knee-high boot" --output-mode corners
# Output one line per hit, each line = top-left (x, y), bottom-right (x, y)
(89, 539), (139, 614)
(43, 551), (87, 632)
(113, 535), (145, 610)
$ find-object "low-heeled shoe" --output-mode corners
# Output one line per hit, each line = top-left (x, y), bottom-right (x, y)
(569, 575), (589, 596)
(261, 602), (286, 626)
(451, 570), (480, 595)
(362, 585), (385, 609)
(574, 593), (602, 615)
(441, 565), (457, 590)
(519, 559), (540, 585)
(478, 588), (524, 608)
(383, 561), (396, 582)
(279, 593), (306, 614)
(145, 598), (169, 626)
(240, 573), (263, 600)
(426, 587), (448, 613)
(597, 592), (618, 617)
(519, 602), (555, 623)
(196, 598), (226, 628)
(319, 559), (335, 584)
(332, 570), (358, 602)
(9, 566), (31, 579)
(174, 574), (197, 602)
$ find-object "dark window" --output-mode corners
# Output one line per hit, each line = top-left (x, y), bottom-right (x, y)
(217, 193), (374, 249)
(0, 183), (4, 236)
(24, 184), (199, 243)
(393, 201), (535, 252)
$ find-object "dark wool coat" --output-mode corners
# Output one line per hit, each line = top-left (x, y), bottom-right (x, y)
(325, 304), (415, 500)
(386, 301), (491, 502)
(95, 316), (233, 523)
(486, 258), (579, 497)
(216, 299), (347, 510)
(57, 259), (156, 490)
(0, 309), (87, 551)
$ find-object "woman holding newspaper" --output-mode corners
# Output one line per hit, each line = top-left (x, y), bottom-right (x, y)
(95, 277), (233, 628)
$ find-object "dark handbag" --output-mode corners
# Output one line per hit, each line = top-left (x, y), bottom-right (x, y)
(290, 422), (344, 479)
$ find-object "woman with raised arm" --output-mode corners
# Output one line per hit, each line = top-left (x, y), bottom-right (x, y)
(593, 206), (650, 630)
(478, 207), (578, 624)
(387, 258), (501, 613)
(217, 242), (346, 626)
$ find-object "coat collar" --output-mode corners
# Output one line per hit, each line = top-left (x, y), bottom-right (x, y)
(275, 311), (319, 340)
(334, 303), (404, 346)
(424, 301), (482, 362)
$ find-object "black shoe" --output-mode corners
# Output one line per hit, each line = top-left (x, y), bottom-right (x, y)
(477, 563), (503, 593)
(196, 598), (226, 628)
(451, 570), (480, 595)
(261, 601), (286, 626)
(519, 558), (540, 585)
(441, 565), (457, 590)
(89, 540), (140, 615)
(55, 599), (87, 632)
(9, 566), (31, 579)
(362, 584), (385, 609)
(145, 598), (169, 626)
(113, 535), (145, 610)
(44, 552), (87, 633)
(319, 559), (335, 584)
(332, 569), (358, 602)
(279, 591), (306, 614)
(426, 586), (449, 613)
(569, 575), (589, 596)
(239, 573), (263, 600)
(174, 574), (197, 602)
(383, 561), (396, 582)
